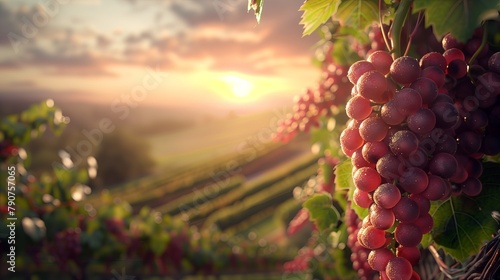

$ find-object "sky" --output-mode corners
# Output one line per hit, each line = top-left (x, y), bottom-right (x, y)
(0, 0), (319, 115)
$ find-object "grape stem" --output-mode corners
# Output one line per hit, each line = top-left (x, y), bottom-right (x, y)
(468, 23), (488, 65)
(390, 0), (412, 59)
(378, 0), (392, 52)
(403, 12), (423, 56)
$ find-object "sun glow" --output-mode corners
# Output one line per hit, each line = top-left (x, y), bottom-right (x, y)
(222, 75), (253, 98)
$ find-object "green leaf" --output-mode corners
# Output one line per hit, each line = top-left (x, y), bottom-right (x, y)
(248, 0), (264, 23)
(150, 231), (170, 256)
(333, 0), (379, 31)
(425, 162), (500, 261)
(88, 230), (104, 249)
(413, 0), (500, 42)
(303, 193), (340, 231)
(335, 159), (369, 219)
(335, 159), (353, 191)
(299, 0), (342, 36)
(329, 35), (363, 66)
(43, 208), (77, 239)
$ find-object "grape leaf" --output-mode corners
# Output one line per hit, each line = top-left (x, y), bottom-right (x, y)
(248, 0), (264, 23)
(303, 193), (340, 231)
(334, 159), (368, 219)
(424, 162), (500, 261)
(299, 0), (342, 36)
(413, 0), (500, 42)
(333, 0), (379, 31)
(329, 35), (363, 66)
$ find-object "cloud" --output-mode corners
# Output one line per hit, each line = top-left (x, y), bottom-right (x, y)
(0, 0), (318, 77)
(118, 0), (318, 74)
(0, 2), (34, 47)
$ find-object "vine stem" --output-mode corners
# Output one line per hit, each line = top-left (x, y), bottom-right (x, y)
(379, 0), (392, 52)
(403, 11), (423, 56)
(390, 0), (412, 59)
(468, 23), (488, 65)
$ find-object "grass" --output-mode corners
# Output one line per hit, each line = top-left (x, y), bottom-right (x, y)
(183, 153), (318, 224)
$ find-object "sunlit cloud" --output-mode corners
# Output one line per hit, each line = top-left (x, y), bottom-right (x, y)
(0, 0), (319, 113)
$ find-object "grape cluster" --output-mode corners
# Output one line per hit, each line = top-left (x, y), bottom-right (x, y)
(341, 45), (500, 279)
(104, 218), (129, 244)
(283, 247), (314, 273)
(0, 139), (18, 161)
(441, 33), (500, 158)
(346, 204), (377, 280)
(49, 228), (82, 269)
(275, 44), (352, 142)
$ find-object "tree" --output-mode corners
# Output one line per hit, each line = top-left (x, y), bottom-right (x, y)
(94, 128), (155, 187)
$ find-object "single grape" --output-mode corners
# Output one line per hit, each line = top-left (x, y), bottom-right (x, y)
(370, 203), (396, 230)
(396, 246), (421, 266)
(368, 51), (394, 75)
(359, 116), (389, 142)
(368, 248), (395, 271)
(341, 127), (364, 151)
(407, 108), (436, 134)
(431, 102), (459, 129)
(457, 131), (482, 154)
(354, 167), (382, 192)
(377, 154), (406, 181)
(353, 188), (373, 208)
(393, 88), (423, 116)
(421, 66), (445, 88)
(420, 52), (447, 72)
(442, 33), (464, 50)
(346, 95), (373, 120)
(389, 130), (419, 157)
(410, 77), (438, 105)
(390, 56), (421, 85)
(381, 99), (406, 126)
(429, 152), (458, 179)
(386, 257), (413, 280)
(447, 59), (468, 79)
(399, 167), (429, 194)
(392, 197), (419, 223)
(348, 60), (376, 84)
(443, 48), (465, 64)
(461, 177), (482, 196)
(358, 225), (387, 250)
(363, 141), (390, 164)
(488, 52), (500, 74)
(394, 223), (422, 247)
(373, 183), (402, 209)
(357, 70), (390, 103)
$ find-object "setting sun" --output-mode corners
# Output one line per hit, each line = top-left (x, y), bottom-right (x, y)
(222, 75), (254, 98)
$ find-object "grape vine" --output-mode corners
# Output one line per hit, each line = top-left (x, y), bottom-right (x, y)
(258, 0), (500, 279)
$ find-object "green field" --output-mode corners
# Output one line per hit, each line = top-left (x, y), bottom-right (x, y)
(148, 111), (287, 170)
(84, 111), (316, 278)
